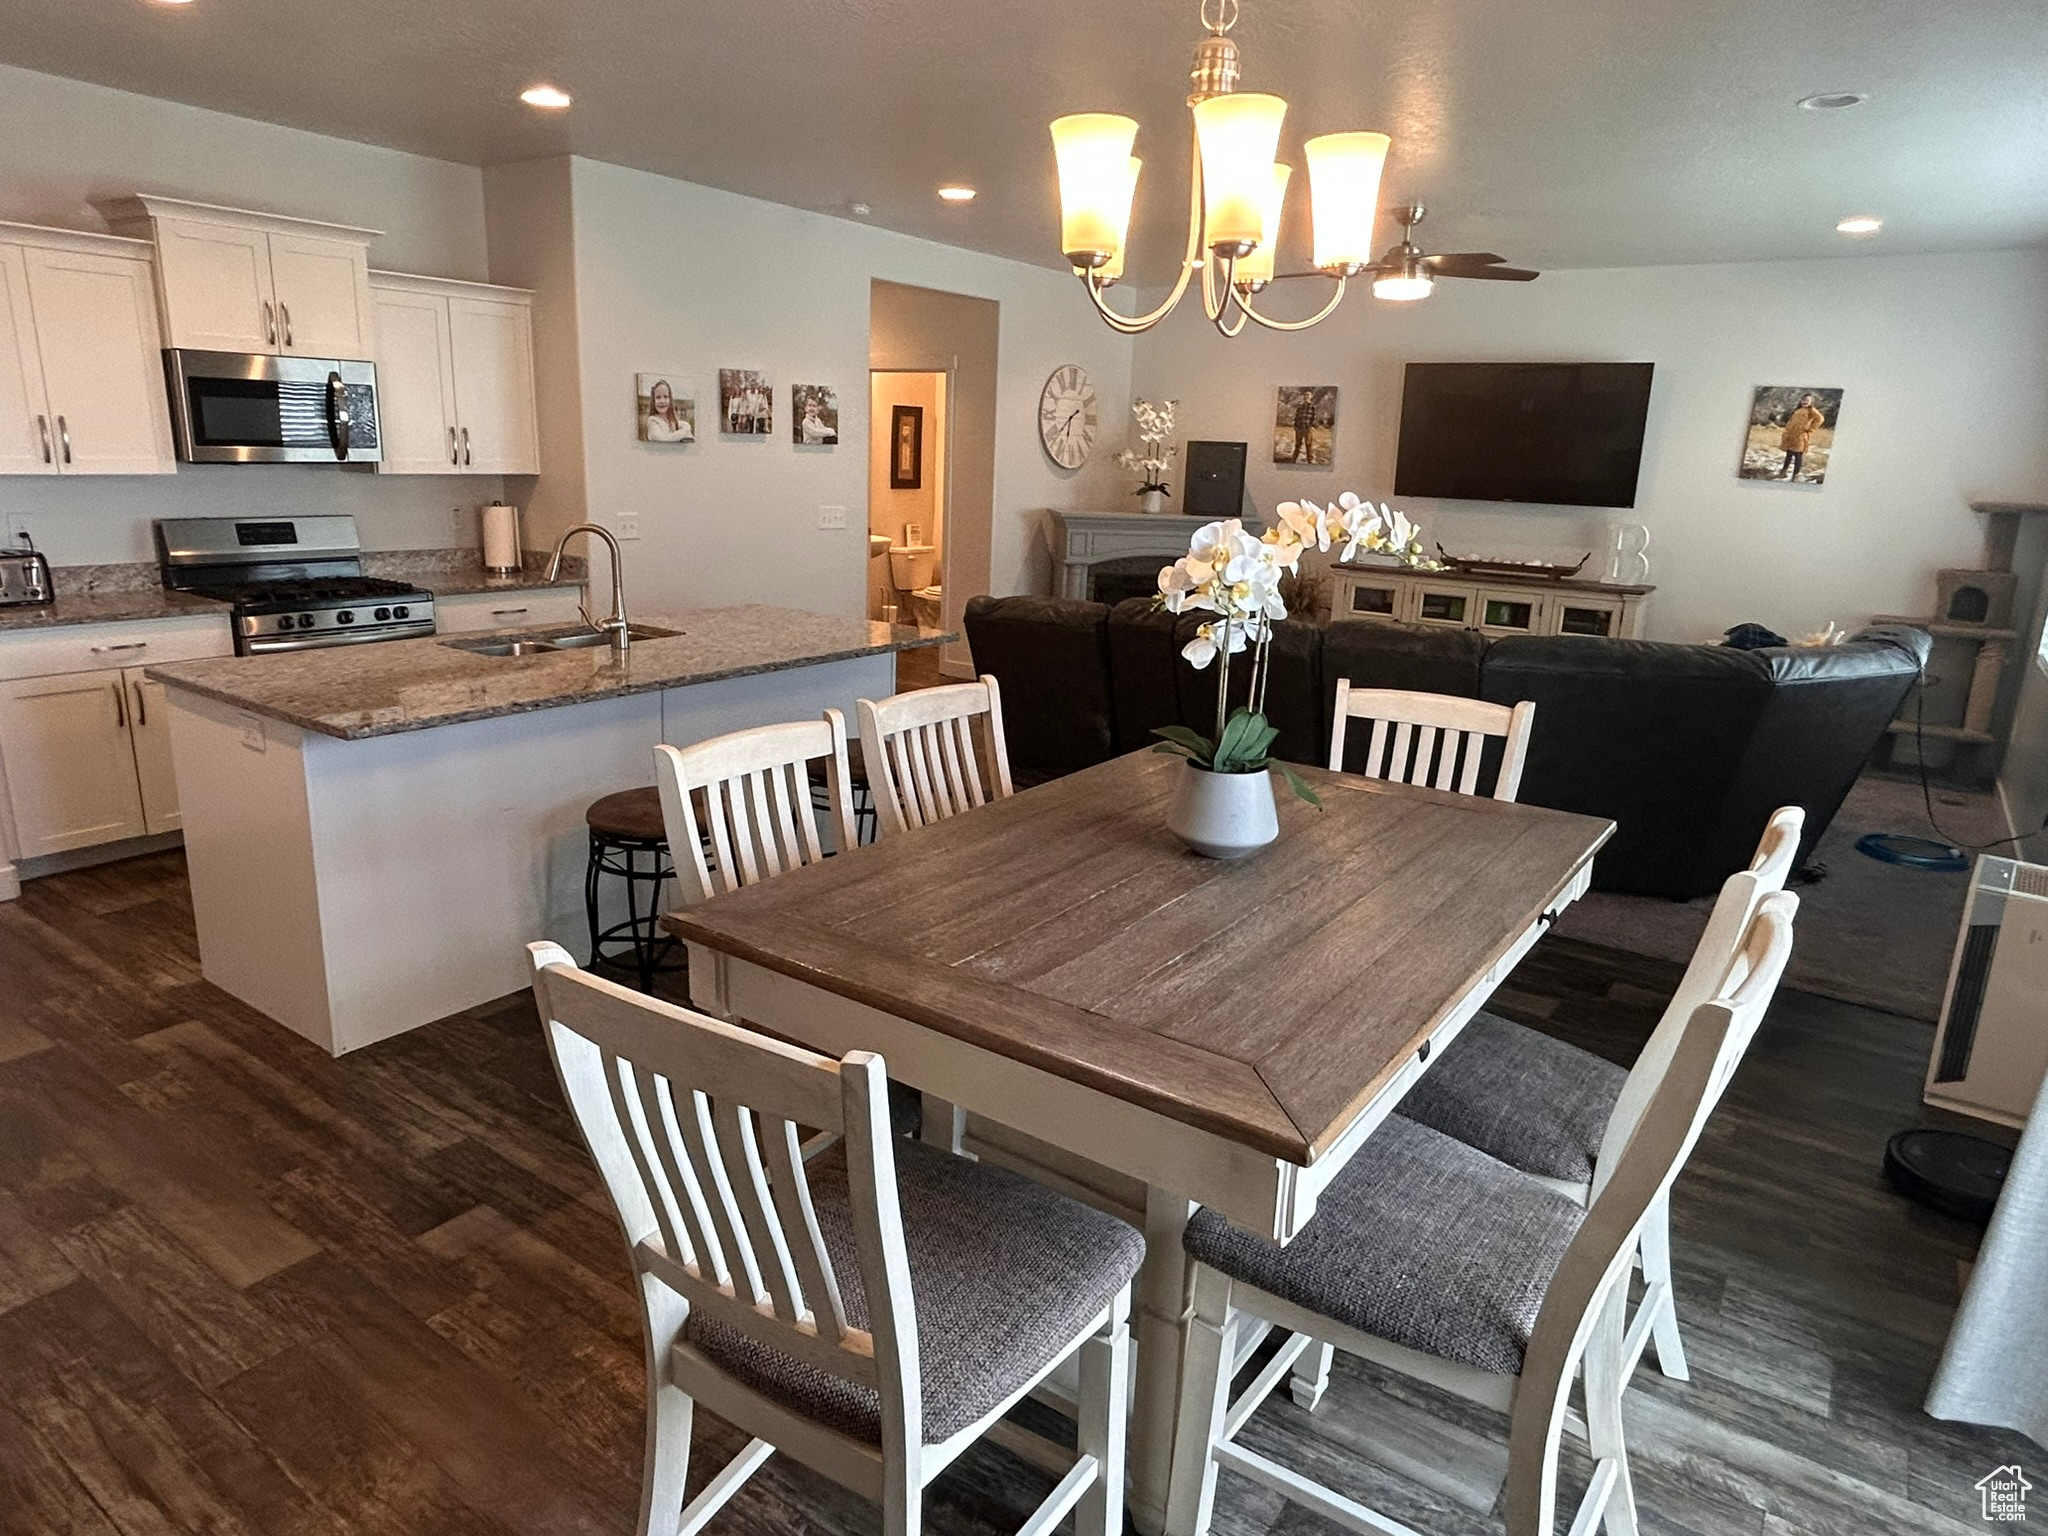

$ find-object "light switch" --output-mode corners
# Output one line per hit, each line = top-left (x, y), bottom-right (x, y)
(818, 505), (848, 530)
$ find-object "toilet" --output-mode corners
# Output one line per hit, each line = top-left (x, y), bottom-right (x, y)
(888, 544), (943, 628)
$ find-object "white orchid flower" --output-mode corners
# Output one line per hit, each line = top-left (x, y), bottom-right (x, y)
(1181, 619), (1254, 669)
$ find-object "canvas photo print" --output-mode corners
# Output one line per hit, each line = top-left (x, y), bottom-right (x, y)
(719, 369), (773, 435)
(1274, 385), (1338, 466)
(1739, 385), (1843, 485)
(793, 384), (839, 445)
(635, 374), (695, 443)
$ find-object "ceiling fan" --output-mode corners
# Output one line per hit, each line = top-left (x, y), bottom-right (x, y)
(1367, 204), (1540, 301)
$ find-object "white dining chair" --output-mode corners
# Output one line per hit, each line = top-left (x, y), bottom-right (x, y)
(1164, 893), (1799, 1536)
(530, 942), (1144, 1536)
(1378, 804), (1806, 1390)
(654, 710), (860, 908)
(858, 676), (1014, 838)
(1326, 682), (1537, 801)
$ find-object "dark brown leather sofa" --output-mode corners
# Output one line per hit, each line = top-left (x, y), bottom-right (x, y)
(965, 593), (1928, 898)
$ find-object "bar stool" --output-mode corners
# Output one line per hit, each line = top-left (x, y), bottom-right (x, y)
(584, 787), (685, 991)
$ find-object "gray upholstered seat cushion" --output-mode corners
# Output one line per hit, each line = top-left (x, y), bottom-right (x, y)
(1395, 1011), (1628, 1184)
(1183, 1116), (1584, 1376)
(686, 1137), (1145, 1445)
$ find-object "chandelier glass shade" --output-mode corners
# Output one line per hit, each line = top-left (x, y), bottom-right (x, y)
(1050, 0), (1392, 336)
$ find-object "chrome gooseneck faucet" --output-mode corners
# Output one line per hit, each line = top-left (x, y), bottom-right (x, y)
(546, 523), (631, 659)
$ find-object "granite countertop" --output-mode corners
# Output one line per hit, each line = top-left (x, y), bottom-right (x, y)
(148, 604), (954, 741)
(0, 585), (230, 633)
(361, 548), (587, 598)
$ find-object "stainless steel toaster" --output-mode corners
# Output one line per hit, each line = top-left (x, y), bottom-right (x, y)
(0, 544), (53, 607)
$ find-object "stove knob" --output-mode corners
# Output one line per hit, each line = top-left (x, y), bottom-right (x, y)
(374, 606), (391, 622)
(393, 605), (410, 620)
(299, 613), (316, 628)
(274, 615), (293, 630)
(336, 610), (355, 625)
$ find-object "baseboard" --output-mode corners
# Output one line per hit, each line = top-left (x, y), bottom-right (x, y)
(0, 861), (17, 902)
(17, 831), (184, 885)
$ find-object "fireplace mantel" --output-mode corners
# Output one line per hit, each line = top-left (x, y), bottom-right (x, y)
(1047, 508), (1262, 601)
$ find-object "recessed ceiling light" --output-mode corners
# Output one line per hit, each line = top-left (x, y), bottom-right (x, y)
(519, 85), (572, 109)
(1836, 215), (1883, 236)
(937, 186), (977, 203)
(1799, 91), (1869, 111)
(848, 201), (873, 217)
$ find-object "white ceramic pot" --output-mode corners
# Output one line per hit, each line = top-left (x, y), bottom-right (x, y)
(1139, 489), (1167, 515)
(1166, 760), (1279, 860)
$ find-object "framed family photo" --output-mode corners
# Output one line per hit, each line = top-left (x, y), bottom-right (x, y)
(719, 369), (773, 435)
(1273, 384), (1338, 466)
(793, 384), (840, 445)
(635, 374), (695, 443)
(1738, 385), (1843, 485)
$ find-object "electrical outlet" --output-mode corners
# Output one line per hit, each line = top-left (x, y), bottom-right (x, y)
(618, 515), (642, 541)
(237, 712), (267, 754)
(817, 505), (848, 531)
(450, 505), (470, 540)
(5, 514), (39, 550)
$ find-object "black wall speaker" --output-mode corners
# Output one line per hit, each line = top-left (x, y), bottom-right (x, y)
(1183, 440), (1248, 518)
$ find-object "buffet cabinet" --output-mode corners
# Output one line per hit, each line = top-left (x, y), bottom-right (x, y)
(1330, 564), (1654, 640)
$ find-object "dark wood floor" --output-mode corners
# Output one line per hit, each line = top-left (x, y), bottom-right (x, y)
(0, 850), (2033, 1535)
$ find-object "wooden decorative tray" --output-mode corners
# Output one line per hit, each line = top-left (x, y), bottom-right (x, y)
(1434, 547), (1592, 581)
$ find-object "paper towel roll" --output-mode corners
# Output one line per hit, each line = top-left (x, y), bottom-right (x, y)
(482, 502), (522, 574)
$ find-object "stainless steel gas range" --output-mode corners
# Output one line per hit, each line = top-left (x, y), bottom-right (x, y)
(156, 515), (436, 655)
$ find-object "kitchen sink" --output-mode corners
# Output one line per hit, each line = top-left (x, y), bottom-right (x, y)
(541, 625), (680, 649)
(445, 638), (561, 657)
(441, 623), (680, 658)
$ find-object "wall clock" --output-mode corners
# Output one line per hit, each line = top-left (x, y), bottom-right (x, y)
(1038, 364), (1098, 470)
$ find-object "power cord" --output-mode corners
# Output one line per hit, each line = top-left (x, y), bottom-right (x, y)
(1904, 649), (2043, 853)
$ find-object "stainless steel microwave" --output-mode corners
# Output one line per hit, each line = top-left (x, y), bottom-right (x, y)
(164, 350), (382, 464)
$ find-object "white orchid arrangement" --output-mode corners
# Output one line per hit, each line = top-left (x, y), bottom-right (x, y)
(1151, 496), (1443, 804)
(1114, 397), (1180, 495)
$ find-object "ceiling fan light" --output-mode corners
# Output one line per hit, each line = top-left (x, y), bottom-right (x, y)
(1192, 92), (1288, 252)
(1233, 163), (1293, 286)
(1051, 114), (1141, 264)
(1372, 271), (1433, 302)
(1304, 131), (1391, 270)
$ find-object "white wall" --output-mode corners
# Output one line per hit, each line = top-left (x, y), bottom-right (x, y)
(1130, 249), (2048, 643)
(0, 63), (500, 567)
(551, 158), (1132, 620)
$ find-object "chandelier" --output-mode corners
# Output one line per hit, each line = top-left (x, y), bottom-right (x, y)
(1050, 0), (1391, 336)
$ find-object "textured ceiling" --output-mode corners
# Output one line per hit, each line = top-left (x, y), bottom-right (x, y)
(2, 0), (2043, 282)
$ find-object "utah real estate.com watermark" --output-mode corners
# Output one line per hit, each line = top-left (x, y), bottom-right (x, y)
(1977, 1465), (2030, 1523)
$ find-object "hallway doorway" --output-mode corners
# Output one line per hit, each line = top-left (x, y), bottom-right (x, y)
(869, 280), (998, 679)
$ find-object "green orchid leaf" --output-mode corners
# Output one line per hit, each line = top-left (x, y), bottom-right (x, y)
(1151, 724), (1217, 762)
(1276, 761), (1323, 807)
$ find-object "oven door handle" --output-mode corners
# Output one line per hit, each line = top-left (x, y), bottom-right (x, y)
(326, 371), (352, 461)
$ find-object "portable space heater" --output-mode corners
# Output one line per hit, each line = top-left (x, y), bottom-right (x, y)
(1926, 856), (2048, 1127)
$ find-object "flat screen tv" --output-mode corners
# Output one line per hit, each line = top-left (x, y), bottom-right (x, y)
(1394, 362), (1655, 508)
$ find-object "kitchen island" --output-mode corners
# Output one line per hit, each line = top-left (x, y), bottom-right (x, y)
(149, 606), (947, 1054)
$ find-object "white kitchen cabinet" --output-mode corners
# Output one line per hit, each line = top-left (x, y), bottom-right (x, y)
(0, 615), (232, 875)
(433, 587), (586, 633)
(108, 196), (379, 361)
(0, 670), (148, 856)
(0, 246), (53, 476)
(0, 224), (176, 477)
(370, 272), (539, 475)
(125, 668), (181, 834)
(370, 282), (459, 474)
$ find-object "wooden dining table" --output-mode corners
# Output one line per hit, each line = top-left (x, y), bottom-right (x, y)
(667, 748), (1613, 1534)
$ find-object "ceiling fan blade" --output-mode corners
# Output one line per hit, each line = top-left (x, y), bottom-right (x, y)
(1423, 252), (1508, 270)
(1444, 264), (1540, 281)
